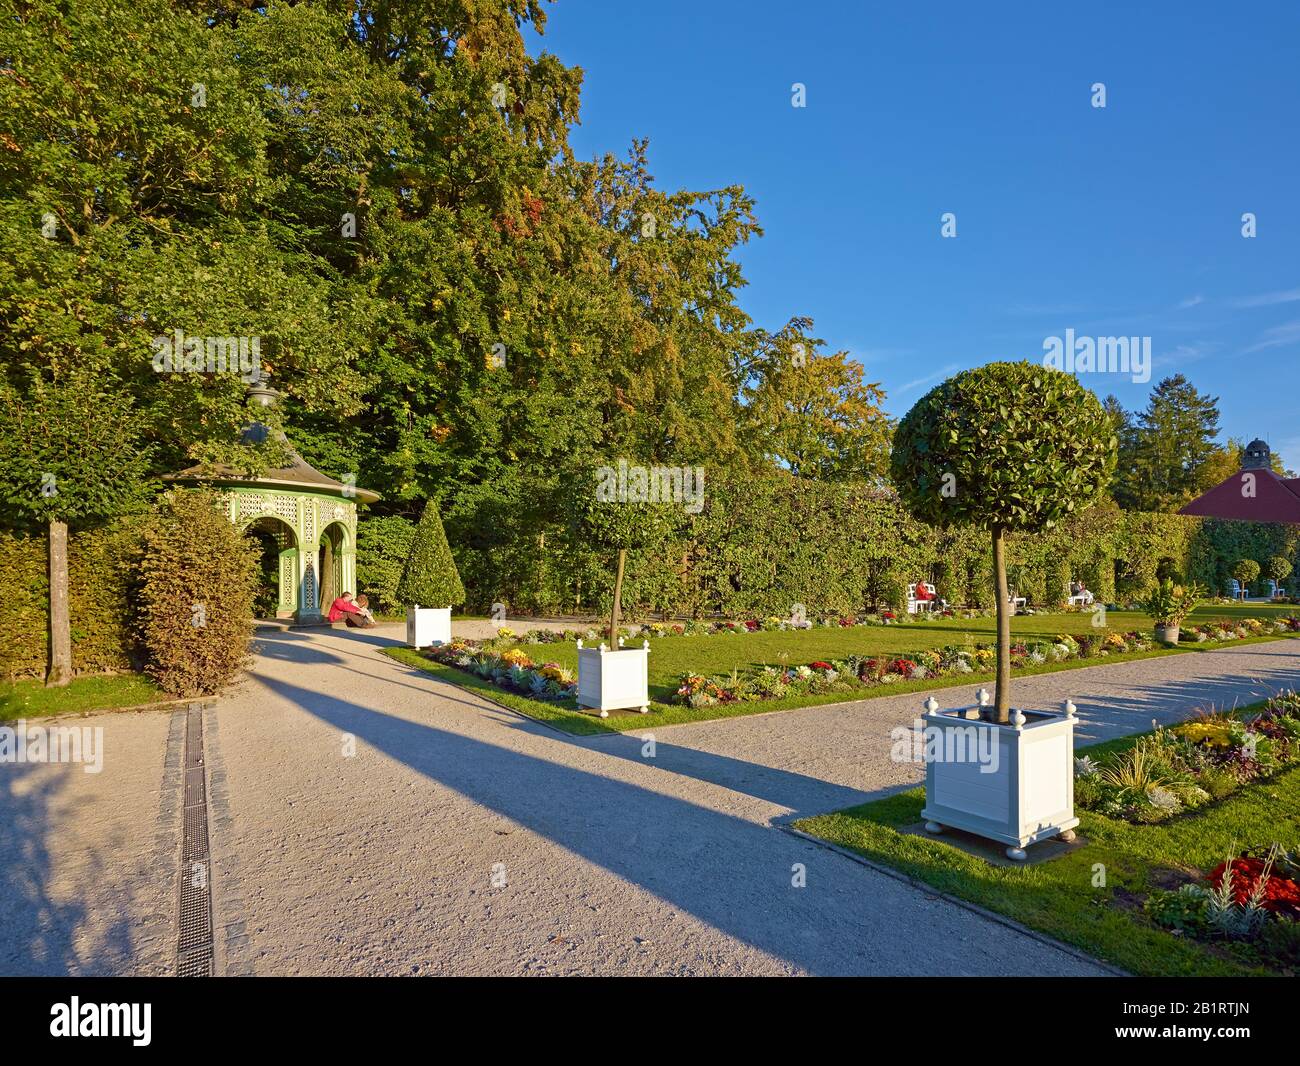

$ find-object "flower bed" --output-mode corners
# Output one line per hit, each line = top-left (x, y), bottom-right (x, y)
(502, 612), (1299, 651)
(1075, 691), (1300, 823)
(1145, 844), (1300, 968)
(666, 618), (1300, 709)
(670, 630), (1147, 708)
(421, 639), (578, 701)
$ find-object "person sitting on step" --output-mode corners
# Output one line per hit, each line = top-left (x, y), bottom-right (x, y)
(328, 591), (375, 628)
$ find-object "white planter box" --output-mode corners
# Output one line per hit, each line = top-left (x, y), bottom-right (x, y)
(920, 699), (1078, 861)
(576, 639), (650, 717)
(406, 606), (452, 648)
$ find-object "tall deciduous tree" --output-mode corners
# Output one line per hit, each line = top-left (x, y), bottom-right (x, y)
(743, 321), (892, 481)
(891, 362), (1116, 722)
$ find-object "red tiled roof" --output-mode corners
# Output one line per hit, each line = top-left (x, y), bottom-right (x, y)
(1180, 468), (1300, 523)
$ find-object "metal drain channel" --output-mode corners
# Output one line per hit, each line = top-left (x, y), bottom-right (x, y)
(177, 702), (214, 977)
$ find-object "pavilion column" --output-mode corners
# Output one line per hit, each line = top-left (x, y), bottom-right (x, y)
(340, 548), (357, 597)
(277, 546), (299, 618)
(296, 550), (323, 624)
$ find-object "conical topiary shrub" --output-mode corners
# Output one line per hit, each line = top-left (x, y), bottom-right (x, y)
(396, 500), (466, 608)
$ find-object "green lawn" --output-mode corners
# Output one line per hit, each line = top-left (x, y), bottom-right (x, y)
(513, 605), (1297, 705)
(0, 672), (167, 721)
(793, 716), (1300, 976)
(387, 608), (1299, 735)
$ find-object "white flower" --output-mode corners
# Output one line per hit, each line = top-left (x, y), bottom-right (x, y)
(1148, 787), (1181, 812)
(1074, 755), (1099, 777)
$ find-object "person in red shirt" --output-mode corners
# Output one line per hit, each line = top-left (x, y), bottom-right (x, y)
(328, 591), (374, 628)
(914, 580), (935, 602)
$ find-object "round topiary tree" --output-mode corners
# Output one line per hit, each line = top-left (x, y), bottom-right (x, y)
(1266, 555), (1290, 589)
(396, 500), (466, 610)
(136, 491), (259, 697)
(891, 362), (1116, 722)
(567, 465), (673, 647)
(1232, 558), (1260, 597)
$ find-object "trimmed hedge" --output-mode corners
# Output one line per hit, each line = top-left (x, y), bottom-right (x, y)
(0, 523), (141, 680)
(445, 472), (1300, 619)
(356, 515), (416, 614)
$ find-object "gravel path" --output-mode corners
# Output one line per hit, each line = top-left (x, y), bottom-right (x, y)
(4, 629), (1295, 976)
(0, 708), (179, 975)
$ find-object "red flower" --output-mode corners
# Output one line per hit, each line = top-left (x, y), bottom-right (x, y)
(1208, 858), (1300, 918)
(809, 661), (833, 671)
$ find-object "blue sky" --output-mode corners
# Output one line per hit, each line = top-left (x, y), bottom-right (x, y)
(527, 0), (1300, 468)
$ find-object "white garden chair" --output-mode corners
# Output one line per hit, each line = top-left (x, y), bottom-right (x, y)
(1008, 590), (1027, 611)
(907, 582), (939, 614)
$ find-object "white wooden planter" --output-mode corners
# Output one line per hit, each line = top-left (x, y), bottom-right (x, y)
(920, 695), (1079, 861)
(576, 638), (650, 717)
(406, 606), (452, 649)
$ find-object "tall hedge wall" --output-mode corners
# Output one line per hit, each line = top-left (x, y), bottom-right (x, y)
(0, 523), (142, 680)
(445, 473), (1300, 619)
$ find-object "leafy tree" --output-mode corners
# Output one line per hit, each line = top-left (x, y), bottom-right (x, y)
(1115, 375), (1222, 511)
(396, 500), (466, 609)
(136, 491), (259, 697)
(891, 362), (1116, 722)
(0, 372), (152, 685)
(742, 321), (893, 481)
(1232, 558), (1261, 593)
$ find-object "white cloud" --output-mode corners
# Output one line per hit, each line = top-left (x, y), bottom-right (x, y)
(1241, 320), (1300, 354)
(896, 362), (961, 395)
(1177, 295), (1204, 309)
(1233, 288), (1300, 309)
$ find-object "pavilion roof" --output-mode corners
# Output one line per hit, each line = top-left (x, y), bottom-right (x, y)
(1179, 467), (1300, 524)
(165, 425), (381, 505)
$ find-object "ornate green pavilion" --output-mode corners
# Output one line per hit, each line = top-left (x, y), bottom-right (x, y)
(165, 387), (380, 622)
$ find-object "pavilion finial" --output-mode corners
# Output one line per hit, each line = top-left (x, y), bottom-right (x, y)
(1243, 438), (1271, 470)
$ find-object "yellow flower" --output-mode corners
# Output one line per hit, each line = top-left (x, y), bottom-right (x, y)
(1174, 720), (1233, 748)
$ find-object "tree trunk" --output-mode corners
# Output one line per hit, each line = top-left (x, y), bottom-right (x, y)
(607, 548), (626, 647)
(47, 519), (72, 687)
(991, 525), (1011, 723)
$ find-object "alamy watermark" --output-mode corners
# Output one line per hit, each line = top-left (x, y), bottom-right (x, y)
(890, 719), (1000, 774)
(1042, 329), (1150, 383)
(596, 460), (705, 514)
(151, 329), (262, 382)
(0, 720), (103, 773)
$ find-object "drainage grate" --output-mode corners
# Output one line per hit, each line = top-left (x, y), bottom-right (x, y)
(176, 703), (215, 977)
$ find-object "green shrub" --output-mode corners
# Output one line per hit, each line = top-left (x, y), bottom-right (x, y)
(396, 500), (466, 608)
(135, 492), (258, 697)
(1258, 919), (1300, 967)
(1144, 885), (1211, 936)
(356, 515), (416, 614)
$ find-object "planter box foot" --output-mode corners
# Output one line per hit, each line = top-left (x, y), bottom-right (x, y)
(1005, 846), (1028, 862)
(1057, 829), (1077, 843)
(598, 709), (609, 719)
(924, 821), (944, 834)
(638, 706), (649, 714)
